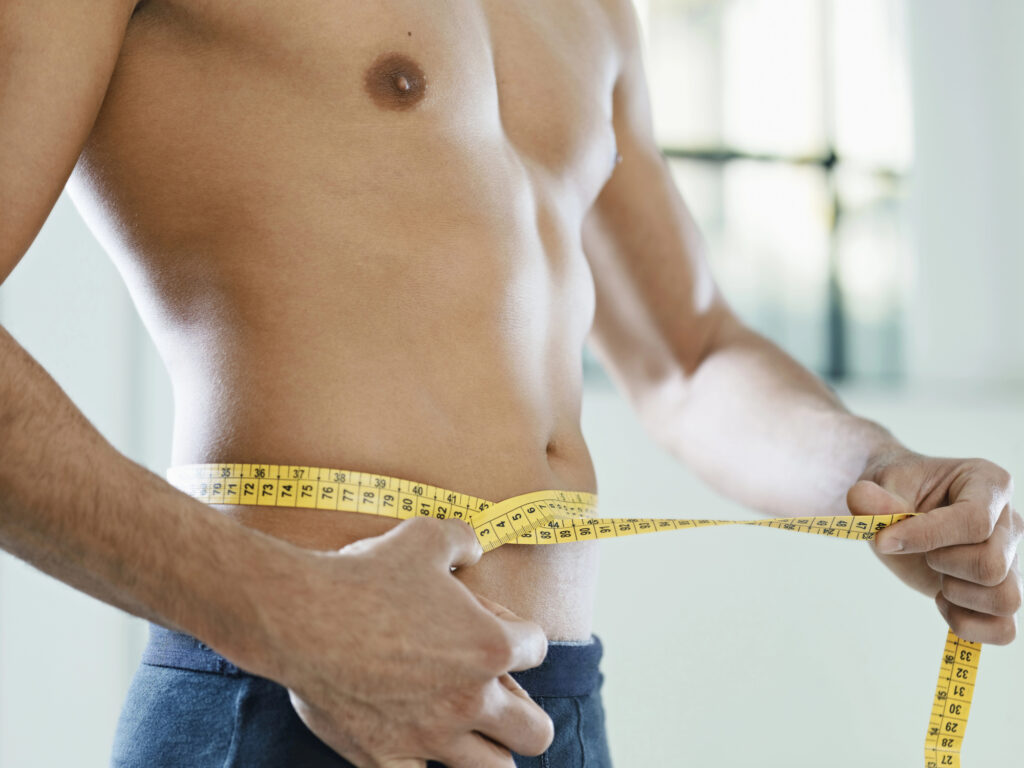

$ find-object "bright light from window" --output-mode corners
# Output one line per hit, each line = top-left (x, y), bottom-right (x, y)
(722, 0), (826, 155)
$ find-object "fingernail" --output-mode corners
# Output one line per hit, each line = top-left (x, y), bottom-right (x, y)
(878, 538), (904, 554)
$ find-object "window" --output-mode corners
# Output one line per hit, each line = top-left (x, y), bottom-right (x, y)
(584, 0), (912, 384)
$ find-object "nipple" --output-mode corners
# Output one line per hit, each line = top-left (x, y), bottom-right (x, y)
(364, 53), (427, 111)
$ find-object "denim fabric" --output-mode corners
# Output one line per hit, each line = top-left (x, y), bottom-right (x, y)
(110, 625), (613, 768)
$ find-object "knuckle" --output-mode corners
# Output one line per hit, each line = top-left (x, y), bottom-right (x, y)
(991, 619), (1017, 646)
(404, 515), (435, 535)
(945, 610), (967, 637)
(415, 725), (455, 759)
(976, 549), (1009, 587)
(996, 466), (1014, 495)
(1004, 589), (1023, 616)
(532, 632), (549, 668)
(406, 516), (448, 546)
(445, 517), (480, 549)
(445, 685), (487, 722)
(478, 632), (515, 673)
(983, 584), (1014, 616)
(413, 719), (445, 745)
(965, 511), (994, 543)
(1012, 508), (1024, 537)
(1003, 577), (1024, 615)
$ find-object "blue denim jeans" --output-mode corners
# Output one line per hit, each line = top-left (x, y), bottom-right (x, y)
(111, 624), (613, 767)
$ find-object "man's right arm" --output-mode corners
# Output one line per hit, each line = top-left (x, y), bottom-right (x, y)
(0, 0), (290, 675)
(0, 4), (552, 765)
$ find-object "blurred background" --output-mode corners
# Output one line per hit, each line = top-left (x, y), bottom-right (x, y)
(1, 0), (1022, 765)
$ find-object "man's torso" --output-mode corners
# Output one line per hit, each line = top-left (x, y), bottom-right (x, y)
(68, 0), (629, 640)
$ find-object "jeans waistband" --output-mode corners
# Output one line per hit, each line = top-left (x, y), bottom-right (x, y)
(141, 623), (604, 698)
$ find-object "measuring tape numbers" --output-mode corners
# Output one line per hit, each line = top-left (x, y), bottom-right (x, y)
(167, 462), (981, 767)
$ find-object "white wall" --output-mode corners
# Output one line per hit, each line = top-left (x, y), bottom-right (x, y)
(904, 0), (1024, 386)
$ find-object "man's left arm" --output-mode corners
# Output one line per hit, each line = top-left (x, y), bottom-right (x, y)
(582, 0), (1021, 645)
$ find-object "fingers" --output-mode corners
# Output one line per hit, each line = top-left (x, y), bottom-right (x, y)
(438, 517), (485, 569)
(936, 592), (1017, 645)
(920, 507), (1022, 642)
(875, 472), (1011, 555)
(924, 521), (1017, 586)
(473, 593), (548, 672)
(852, 466), (1021, 643)
(471, 674), (554, 757)
(395, 516), (484, 569)
(436, 733), (517, 768)
(939, 570), (1023, 617)
(876, 502), (995, 555)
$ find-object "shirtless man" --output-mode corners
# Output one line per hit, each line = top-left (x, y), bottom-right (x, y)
(1, 0), (1021, 766)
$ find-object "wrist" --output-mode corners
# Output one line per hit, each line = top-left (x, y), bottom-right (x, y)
(184, 523), (317, 682)
(854, 417), (913, 481)
(214, 539), (355, 688)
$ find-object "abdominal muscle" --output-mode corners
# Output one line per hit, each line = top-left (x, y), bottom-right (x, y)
(146, 170), (607, 641)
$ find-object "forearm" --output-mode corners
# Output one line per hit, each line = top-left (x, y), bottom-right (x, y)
(640, 314), (904, 517)
(0, 322), (296, 674)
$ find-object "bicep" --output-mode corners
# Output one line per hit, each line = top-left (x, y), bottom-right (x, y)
(582, 0), (732, 403)
(0, 0), (137, 283)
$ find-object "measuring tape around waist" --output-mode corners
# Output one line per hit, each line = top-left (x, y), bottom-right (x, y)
(167, 461), (980, 768)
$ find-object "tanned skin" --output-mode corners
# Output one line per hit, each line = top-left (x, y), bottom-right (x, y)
(1, 1), (1020, 766)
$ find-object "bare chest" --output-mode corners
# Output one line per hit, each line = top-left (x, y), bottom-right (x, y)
(122, 0), (622, 197)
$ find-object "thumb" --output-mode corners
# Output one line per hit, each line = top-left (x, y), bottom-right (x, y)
(847, 479), (914, 517)
(474, 591), (526, 622)
(381, 761), (427, 768)
(847, 479), (915, 553)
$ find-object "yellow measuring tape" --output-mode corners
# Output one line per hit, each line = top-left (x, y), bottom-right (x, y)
(167, 462), (980, 767)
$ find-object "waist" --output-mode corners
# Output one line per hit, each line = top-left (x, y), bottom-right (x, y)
(170, 418), (598, 510)
(177, 462), (602, 641)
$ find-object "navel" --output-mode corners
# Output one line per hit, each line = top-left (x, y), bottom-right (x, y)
(364, 52), (427, 111)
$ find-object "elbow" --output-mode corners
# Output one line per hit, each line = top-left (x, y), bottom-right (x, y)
(632, 303), (745, 454)
(675, 295), (741, 376)
(632, 366), (689, 455)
